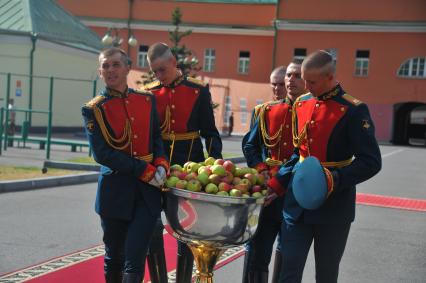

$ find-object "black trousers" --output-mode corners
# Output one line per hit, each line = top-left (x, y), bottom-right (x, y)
(279, 222), (351, 283)
(101, 201), (158, 274)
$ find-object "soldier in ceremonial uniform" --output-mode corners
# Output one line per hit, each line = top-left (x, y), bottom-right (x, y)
(82, 47), (169, 283)
(144, 42), (223, 283)
(242, 61), (305, 283)
(266, 50), (382, 283)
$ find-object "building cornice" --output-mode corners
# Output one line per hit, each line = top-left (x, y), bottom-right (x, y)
(81, 18), (274, 36)
(277, 20), (426, 33)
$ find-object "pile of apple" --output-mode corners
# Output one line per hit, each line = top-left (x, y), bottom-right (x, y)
(165, 157), (266, 198)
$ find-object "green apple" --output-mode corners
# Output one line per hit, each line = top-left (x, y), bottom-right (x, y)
(170, 164), (183, 172)
(242, 193), (250, 198)
(197, 173), (210, 186)
(205, 183), (219, 194)
(251, 192), (263, 199)
(229, 188), (242, 197)
(198, 166), (212, 176)
(165, 176), (179, 188)
(211, 165), (226, 177)
(216, 191), (229, 196)
(186, 179), (202, 192)
(204, 157), (216, 166)
(261, 189), (268, 196)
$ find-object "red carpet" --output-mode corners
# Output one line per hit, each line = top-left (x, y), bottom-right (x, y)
(1, 193), (424, 282)
(0, 232), (244, 283)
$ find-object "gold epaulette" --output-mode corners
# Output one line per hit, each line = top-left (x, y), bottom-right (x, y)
(187, 77), (207, 87)
(141, 80), (161, 90)
(84, 95), (105, 109)
(342, 94), (363, 106)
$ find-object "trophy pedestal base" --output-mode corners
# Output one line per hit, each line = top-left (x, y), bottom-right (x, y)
(188, 244), (226, 283)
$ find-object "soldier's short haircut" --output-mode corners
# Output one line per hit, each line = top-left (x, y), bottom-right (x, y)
(302, 50), (335, 75)
(147, 42), (174, 63)
(99, 47), (131, 66)
(270, 65), (287, 78)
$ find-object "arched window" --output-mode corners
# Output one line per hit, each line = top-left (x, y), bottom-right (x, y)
(397, 57), (426, 78)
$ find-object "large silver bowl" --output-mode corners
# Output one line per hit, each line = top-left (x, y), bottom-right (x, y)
(163, 187), (264, 248)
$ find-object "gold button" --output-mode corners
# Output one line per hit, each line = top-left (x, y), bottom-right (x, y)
(341, 107), (345, 111)
(309, 138), (313, 143)
(283, 158), (287, 162)
(125, 100), (129, 104)
(171, 119), (175, 123)
(171, 89), (175, 93)
(171, 105), (175, 109)
(134, 134), (138, 138)
(315, 103), (319, 107)
(310, 120), (315, 124)
(285, 124), (290, 128)
(130, 117), (134, 121)
(283, 142), (287, 146)
(266, 107), (270, 111)
(171, 130), (175, 134)
(298, 102), (302, 107)
(133, 151), (137, 155)
(195, 90), (199, 94)
(146, 97), (150, 101)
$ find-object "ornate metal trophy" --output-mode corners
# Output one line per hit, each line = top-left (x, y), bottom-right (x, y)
(163, 188), (264, 283)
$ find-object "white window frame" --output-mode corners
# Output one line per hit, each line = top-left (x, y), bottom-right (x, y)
(355, 58), (369, 77)
(238, 52), (250, 75)
(203, 48), (216, 72)
(137, 45), (149, 68)
(240, 98), (247, 126)
(398, 57), (426, 78)
(224, 95), (232, 126)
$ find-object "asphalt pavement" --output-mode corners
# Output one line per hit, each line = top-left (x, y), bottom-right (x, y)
(0, 136), (425, 282)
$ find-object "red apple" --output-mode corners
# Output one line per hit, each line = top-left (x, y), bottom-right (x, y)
(221, 171), (234, 184)
(251, 185), (262, 193)
(208, 174), (222, 185)
(175, 180), (188, 189)
(243, 173), (256, 185)
(218, 182), (232, 192)
(185, 172), (197, 181)
(177, 172), (188, 180)
(223, 160), (235, 173)
(232, 177), (241, 186)
(214, 159), (225, 165)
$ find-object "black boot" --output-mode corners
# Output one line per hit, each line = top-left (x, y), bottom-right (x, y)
(147, 250), (168, 283)
(104, 271), (123, 283)
(271, 250), (282, 283)
(248, 271), (269, 283)
(147, 219), (168, 283)
(241, 253), (250, 283)
(122, 273), (143, 283)
(175, 243), (194, 283)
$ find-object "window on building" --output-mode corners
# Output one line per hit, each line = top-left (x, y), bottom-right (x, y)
(238, 51), (250, 75)
(203, 48), (215, 72)
(398, 57), (426, 78)
(224, 95), (232, 126)
(240, 98), (247, 125)
(355, 50), (370, 77)
(137, 45), (149, 68)
(294, 48), (307, 61)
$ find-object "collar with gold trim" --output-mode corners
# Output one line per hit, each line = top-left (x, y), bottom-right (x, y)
(316, 84), (342, 101)
(106, 87), (129, 98)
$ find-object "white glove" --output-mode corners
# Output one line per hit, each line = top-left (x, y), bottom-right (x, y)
(154, 166), (166, 187)
(148, 176), (161, 188)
